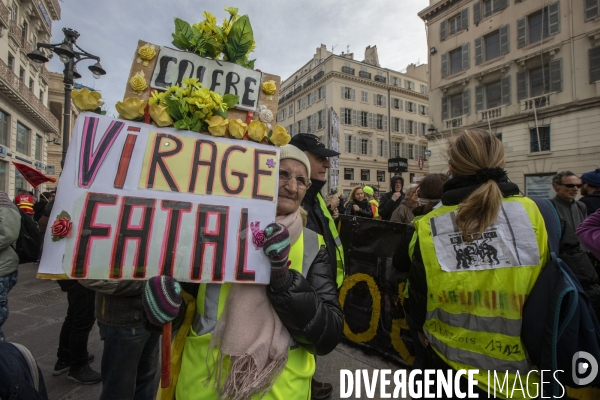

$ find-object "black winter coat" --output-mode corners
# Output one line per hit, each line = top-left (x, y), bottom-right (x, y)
(267, 246), (343, 356)
(580, 191), (600, 215)
(379, 175), (406, 220)
(344, 199), (373, 218)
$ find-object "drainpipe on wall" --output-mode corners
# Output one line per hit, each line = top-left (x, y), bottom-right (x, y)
(569, 0), (577, 101)
(387, 86), (392, 185)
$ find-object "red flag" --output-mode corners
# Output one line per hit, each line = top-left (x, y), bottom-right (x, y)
(12, 162), (56, 187)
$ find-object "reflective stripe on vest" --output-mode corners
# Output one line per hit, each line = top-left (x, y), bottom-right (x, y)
(369, 199), (379, 218)
(416, 196), (550, 397)
(191, 228), (324, 337)
(316, 193), (345, 287)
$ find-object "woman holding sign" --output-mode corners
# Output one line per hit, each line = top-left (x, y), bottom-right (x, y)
(145, 145), (342, 400)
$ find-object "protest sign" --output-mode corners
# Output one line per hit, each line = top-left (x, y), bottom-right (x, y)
(337, 215), (415, 367)
(38, 113), (279, 284)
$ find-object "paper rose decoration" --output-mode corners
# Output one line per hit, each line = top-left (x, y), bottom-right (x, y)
(129, 71), (148, 95)
(228, 119), (248, 139)
(149, 104), (173, 127)
(51, 211), (72, 242)
(116, 98), (147, 120)
(269, 125), (291, 147)
(137, 43), (156, 66)
(207, 115), (229, 137)
(262, 80), (276, 100)
(247, 120), (267, 143)
(257, 105), (273, 129)
(250, 221), (265, 250)
(71, 88), (103, 111)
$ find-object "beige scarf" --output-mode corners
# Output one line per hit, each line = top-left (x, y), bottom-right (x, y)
(206, 210), (304, 400)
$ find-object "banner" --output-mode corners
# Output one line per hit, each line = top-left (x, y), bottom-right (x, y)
(38, 113), (279, 283)
(12, 162), (56, 187)
(338, 215), (415, 366)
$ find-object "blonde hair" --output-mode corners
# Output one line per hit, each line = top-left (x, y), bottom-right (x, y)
(299, 206), (308, 226)
(346, 186), (365, 207)
(448, 129), (505, 242)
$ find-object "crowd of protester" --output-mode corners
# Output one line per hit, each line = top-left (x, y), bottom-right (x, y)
(0, 131), (599, 399)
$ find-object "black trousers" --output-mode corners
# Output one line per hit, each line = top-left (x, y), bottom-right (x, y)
(56, 281), (96, 369)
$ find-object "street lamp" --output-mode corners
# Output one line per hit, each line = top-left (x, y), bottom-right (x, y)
(27, 28), (106, 168)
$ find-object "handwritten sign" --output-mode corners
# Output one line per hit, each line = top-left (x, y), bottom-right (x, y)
(38, 113), (279, 283)
(149, 46), (262, 111)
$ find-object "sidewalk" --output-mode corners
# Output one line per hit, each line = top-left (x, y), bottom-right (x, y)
(5, 263), (409, 400)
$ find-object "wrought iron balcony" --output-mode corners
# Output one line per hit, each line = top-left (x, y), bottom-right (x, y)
(293, 86), (302, 94)
(359, 71), (371, 79)
(314, 71), (324, 80)
(374, 75), (386, 83)
(341, 66), (355, 75)
(9, 21), (23, 48)
(303, 78), (313, 88)
(0, 1), (9, 29)
(0, 57), (59, 133)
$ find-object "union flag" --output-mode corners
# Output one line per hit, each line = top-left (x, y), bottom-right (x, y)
(13, 162), (56, 187)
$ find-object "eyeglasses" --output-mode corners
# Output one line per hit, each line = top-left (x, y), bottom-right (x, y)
(279, 169), (311, 189)
(558, 183), (583, 189)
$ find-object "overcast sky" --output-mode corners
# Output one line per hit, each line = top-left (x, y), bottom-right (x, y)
(48, 0), (430, 114)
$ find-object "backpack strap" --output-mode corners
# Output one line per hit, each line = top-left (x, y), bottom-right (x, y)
(531, 197), (561, 256)
(10, 342), (39, 391)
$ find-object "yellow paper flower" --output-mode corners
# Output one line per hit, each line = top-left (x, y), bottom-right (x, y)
(129, 71), (148, 95)
(269, 125), (291, 147)
(262, 80), (276, 95)
(115, 98), (146, 120)
(247, 120), (267, 143)
(207, 116), (229, 137)
(71, 88), (103, 111)
(149, 104), (173, 127)
(229, 119), (247, 139)
(137, 44), (156, 66)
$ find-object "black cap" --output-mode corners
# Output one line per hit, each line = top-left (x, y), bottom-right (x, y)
(289, 133), (340, 157)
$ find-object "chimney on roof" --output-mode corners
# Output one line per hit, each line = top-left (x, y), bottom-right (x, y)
(364, 45), (380, 67)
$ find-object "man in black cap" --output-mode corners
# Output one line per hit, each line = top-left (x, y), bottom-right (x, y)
(580, 168), (600, 215)
(289, 133), (343, 399)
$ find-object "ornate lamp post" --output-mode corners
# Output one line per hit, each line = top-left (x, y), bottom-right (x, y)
(27, 28), (106, 167)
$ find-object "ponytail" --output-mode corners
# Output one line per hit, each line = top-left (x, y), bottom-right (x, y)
(456, 180), (504, 242)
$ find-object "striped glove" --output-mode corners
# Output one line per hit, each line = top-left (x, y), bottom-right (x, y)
(142, 276), (182, 327)
(263, 223), (291, 289)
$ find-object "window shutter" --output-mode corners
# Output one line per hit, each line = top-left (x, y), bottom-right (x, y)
(475, 37), (483, 65)
(498, 25), (509, 56)
(312, 89), (318, 102)
(517, 70), (528, 101)
(377, 139), (382, 155)
(373, 93), (377, 104)
(392, 118), (397, 132)
(475, 85), (484, 112)
(461, 8), (469, 29)
(351, 88), (356, 101)
(340, 107), (345, 124)
(442, 96), (448, 120)
(368, 112), (373, 128)
(462, 88), (470, 115)
(402, 142), (407, 158)
(400, 118), (405, 133)
(383, 116), (388, 131)
(413, 121), (417, 135)
(517, 17), (527, 48)
(382, 96), (386, 107)
(351, 136), (357, 154)
(501, 75), (511, 105)
(548, 2), (560, 36)
(351, 109), (357, 125)
(462, 42), (470, 71)
(341, 86), (345, 98)
(549, 58), (563, 93)
(586, 0), (599, 20)
(300, 119), (306, 133)
(425, 106), (429, 116)
(589, 46), (600, 83)
(440, 20), (447, 41)
(312, 113), (317, 132)
(303, 97), (307, 108)
(368, 140), (373, 156)
(442, 52), (449, 78)
(498, 0), (508, 11)
(474, 1), (482, 24)
(399, 99), (403, 110)
(384, 140), (388, 157)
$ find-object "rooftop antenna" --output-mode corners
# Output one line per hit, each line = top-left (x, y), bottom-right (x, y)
(332, 44), (338, 53)
(347, 45), (350, 53)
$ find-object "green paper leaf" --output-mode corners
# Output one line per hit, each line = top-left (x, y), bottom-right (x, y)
(56, 210), (71, 220)
(51, 235), (61, 242)
(224, 7), (238, 17)
(222, 94), (239, 109)
(224, 15), (254, 63)
(214, 107), (227, 119)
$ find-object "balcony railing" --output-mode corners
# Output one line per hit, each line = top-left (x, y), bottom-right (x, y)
(0, 57), (59, 133)
(35, 0), (52, 32)
(341, 66), (355, 75)
(303, 78), (313, 88)
(445, 117), (463, 129)
(9, 21), (23, 47)
(521, 94), (551, 112)
(314, 71), (324, 80)
(374, 75), (386, 83)
(0, 1), (9, 29)
(480, 106), (502, 121)
(359, 71), (371, 79)
(293, 86), (302, 94)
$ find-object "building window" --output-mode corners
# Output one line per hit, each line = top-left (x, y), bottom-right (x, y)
(377, 139), (388, 157)
(420, 84), (428, 94)
(376, 115), (383, 130)
(361, 91), (368, 103)
(345, 135), (353, 153)
(317, 110), (324, 129)
(529, 65), (550, 97)
(19, 67), (25, 83)
(288, 104), (294, 116)
(16, 122), (30, 155)
(342, 86), (354, 100)
(7, 53), (14, 72)
(359, 138), (369, 155)
(530, 126), (550, 152)
(392, 98), (401, 110)
(448, 13), (462, 35)
(485, 30), (501, 60)
(0, 160), (6, 192)
(450, 93), (463, 118)
(39, 89), (44, 100)
(408, 144), (415, 160)
(29, 78), (34, 91)
(306, 115), (312, 133)
(517, 59), (562, 101)
(35, 134), (42, 160)
(442, 44), (469, 78)
(360, 111), (368, 127)
(392, 117), (403, 133)
(406, 120), (414, 135)
(419, 123), (427, 137)
(486, 81), (502, 109)
(391, 77), (399, 86)
(586, 0), (600, 20)
(10, 3), (17, 21)
(318, 86), (325, 99)
(374, 94), (385, 106)
(344, 168), (354, 180)
(307, 92), (314, 106)
(589, 46), (600, 83)
(14, 169), (28, 197)
(361, 169), (370, 181)
(342, 108), (352, 124)
(442, 89), (470, 120)
(484, 0), (506, 17)
(377, 170), (386, 183)
(450, 47), (463, 75)
(406, 101), (415, 113)
(405, 80), (415, 90)
(518, 3), (560, 48)
(0, 110), (8, 147)
(392, 142), (401, 158)
(419, 105), (428, 116)
(476, 25), (509, 65)
(21, 21), (28, 43)
(441, 8), (468, 41)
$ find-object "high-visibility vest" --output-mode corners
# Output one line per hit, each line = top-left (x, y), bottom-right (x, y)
(369, 199), (380, 219)
(176, 228), (325, 400)
(316, 193), (345, 287)
(415, 196), (550, 399)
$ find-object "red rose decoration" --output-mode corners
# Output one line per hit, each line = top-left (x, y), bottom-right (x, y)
(51, 217), (72, 239)
(252, 230), (265, 250)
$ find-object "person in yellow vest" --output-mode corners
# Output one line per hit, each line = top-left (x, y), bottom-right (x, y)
(362, 186), (380, 219)
(405, 129), (550, 399)
(170, 144), (343, 400)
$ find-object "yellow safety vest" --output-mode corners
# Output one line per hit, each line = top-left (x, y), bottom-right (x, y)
(316, 193), (345, 287)
(369, 199), (380, 219)
(176, 229), (325, 400)
(415, 196), (549, 399)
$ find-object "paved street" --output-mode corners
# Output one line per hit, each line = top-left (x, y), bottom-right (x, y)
(4, 263), (409, 400)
